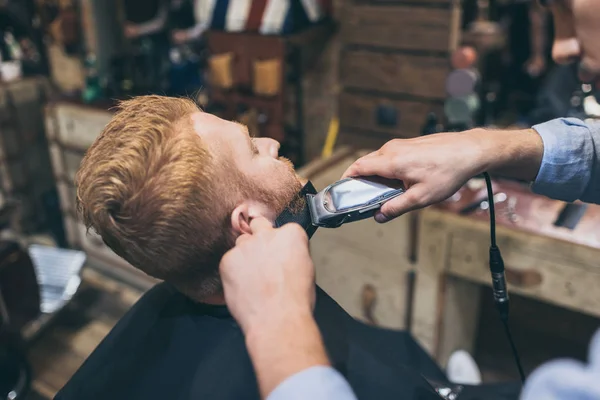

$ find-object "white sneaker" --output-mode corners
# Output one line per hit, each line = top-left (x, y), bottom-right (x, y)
(446, 350), (482, 385)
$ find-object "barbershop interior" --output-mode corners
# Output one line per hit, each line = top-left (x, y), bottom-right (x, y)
(0, 0), (599, 399)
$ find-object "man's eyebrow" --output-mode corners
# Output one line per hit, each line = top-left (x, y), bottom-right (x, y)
(233, 121), (258, 152)
(233, 121), (254, 137)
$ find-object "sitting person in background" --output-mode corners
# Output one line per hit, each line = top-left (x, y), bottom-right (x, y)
(170, 0), (209, 45)
(122, 0), (168, 40)
(56, 95), (520, 400)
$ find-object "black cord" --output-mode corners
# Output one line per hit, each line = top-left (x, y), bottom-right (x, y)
(482, 172), (526, 384)
(502, 318), (526, 382)
(483, 172), (497, 248)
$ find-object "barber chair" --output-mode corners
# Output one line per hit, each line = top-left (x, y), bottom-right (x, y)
(0, 211), (85, 399)
(0, 296), (30, 400)
(0, 241), (36, 400)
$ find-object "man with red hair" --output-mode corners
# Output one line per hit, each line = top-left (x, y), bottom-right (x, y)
(57, 95), (518, 400)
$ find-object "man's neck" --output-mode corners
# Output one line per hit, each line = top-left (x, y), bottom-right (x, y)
(175, 283), (227, 305)
(199, 293), (226, 305)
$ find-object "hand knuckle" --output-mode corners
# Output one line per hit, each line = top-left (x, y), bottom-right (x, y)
(386, 139), (401, 149)
(413, 194), (429, 209)
(391, 154), (405, 171)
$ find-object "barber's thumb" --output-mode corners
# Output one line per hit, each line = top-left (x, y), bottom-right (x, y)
(342, 154), (390, 180)
(249, 216), (273, 233)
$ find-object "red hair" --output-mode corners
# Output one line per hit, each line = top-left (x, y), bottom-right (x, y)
(76, 96), (235, 297)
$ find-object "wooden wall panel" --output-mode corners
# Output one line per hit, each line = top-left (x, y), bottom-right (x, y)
(336, 129), (391, 152)
(340, 49), (449, 100)
(339, 90), (443, 138)
(341, 4), (454, 53)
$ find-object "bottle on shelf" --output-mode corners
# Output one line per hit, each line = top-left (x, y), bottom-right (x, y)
(82, 53), (102, 103)
(421, 112), (441, 136)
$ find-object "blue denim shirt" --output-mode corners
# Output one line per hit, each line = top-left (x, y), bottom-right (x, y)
(267, 118), (600, 400)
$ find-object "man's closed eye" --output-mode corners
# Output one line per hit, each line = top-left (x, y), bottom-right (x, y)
(250, 139), (260, 156)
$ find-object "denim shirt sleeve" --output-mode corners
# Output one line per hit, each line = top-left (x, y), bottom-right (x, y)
(532, 118), (600, 204)
(267, 366), (357, 400)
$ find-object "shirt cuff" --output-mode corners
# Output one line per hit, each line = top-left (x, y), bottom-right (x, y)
(267, 366), (357, 400)
(531, 118), (594, 202)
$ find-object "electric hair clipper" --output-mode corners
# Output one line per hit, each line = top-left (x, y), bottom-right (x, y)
(307, 177), (405, 228)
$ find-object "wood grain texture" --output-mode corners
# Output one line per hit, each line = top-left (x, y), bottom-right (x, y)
(341, 4), (455, 52)
(340, 49), (449, 99)
(436, 179), (600, 250)
(336, 129), (392, 152)
(50, 103), (113, 151)
(437, 276), (482, 367)
(339, 90), (443, 138)
(440, 211), (600, 318)
(413, 187), (600, 363)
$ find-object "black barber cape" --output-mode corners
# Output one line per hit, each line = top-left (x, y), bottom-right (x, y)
(55, 284), (520, 400)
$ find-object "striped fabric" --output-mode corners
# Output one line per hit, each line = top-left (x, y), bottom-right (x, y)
(246, 0), (268, 31)
(197, 0), (331, 34)
(211, 0), (229, 30)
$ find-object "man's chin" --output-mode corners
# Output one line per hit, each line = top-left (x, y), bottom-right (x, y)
(278, 155), (307, 186)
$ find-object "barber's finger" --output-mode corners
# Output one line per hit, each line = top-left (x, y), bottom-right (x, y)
(249, 216), (274, 233)
(235, 233), (252, 246)
(340, 151), (379, 179)
(377, 186), (428, 222)
(283, 223), (309, 244)
(342, 154), (400, 180)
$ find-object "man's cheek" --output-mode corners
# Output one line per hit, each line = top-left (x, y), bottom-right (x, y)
(298, 175), (308, 186)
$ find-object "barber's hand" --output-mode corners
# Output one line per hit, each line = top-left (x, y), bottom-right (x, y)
(219, 218), (315, 335)
(124, 23), (139, 39)
(342, 132), (488, 222)
(172, 30), (189, 44)
(525, 54), (547, 77)
(221, 218), (331, 398)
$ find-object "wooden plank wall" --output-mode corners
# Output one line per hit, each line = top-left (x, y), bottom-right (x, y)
(337, 0), (461, 150)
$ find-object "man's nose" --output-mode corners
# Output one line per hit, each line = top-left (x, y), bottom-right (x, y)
(255, 137), (280, 158)
(552, 37), (582, 65)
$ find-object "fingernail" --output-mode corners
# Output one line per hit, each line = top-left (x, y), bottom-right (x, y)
(375, 213), (389, 223)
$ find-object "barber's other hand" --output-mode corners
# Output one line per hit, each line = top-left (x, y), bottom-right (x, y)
(221, 218), (330, 399)
(172, 30), (189, 44)
(124, 23), (139, 39)
(342, 132), (489, 222)
(219, 218), (315, 335)
(525, 54), (547, 77)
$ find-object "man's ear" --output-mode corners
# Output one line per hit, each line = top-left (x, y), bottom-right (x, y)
(231, 201), (276, 235)
(231, 203), (252, 235)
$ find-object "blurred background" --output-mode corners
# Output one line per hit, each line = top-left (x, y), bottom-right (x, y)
(0, 0), (598, 399)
